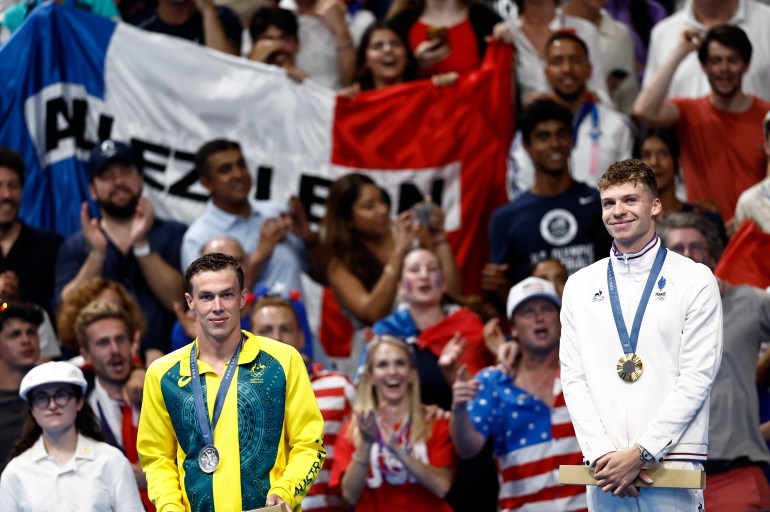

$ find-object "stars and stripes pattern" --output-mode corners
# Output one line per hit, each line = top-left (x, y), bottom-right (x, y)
(302, 369), (357, 512)
(469, 367), (587, 512)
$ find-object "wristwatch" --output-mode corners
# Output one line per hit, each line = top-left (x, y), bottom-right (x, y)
(133, 242), (152, 258)
(635, 443), (656, 464)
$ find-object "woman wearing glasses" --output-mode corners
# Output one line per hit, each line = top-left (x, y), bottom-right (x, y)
(0, 362), (143, 511)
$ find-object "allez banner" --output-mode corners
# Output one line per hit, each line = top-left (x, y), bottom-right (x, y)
(0, 5), (513, 357)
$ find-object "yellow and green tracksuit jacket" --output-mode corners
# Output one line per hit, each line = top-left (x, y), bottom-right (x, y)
(137, 331), (326, 512)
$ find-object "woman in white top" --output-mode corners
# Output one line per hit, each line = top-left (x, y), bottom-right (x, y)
(0, 362), (143, 512)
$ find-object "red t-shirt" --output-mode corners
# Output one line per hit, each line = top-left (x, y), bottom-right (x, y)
(329, 418), (456, 512)
(409, 19), (480, 77)
(671, 96), (770, 220)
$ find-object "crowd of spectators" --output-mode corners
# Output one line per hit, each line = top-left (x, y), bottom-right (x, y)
(2, 0), (770, 510)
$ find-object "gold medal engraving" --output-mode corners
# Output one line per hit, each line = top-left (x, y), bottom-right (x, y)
(617, 353), (643, 382)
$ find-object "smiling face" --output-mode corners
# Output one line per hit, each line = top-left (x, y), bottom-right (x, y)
(639, 136), (676, 194)
(401, 249), (443, 307)
(600, 181), (661, 253)
(89, 162), (143, 219)
(545, 38), (591, 103)
(524, 120), (573, 176)
(81, 317), (134, 389)
(200, 148), (252, 212)
(365, 28), (408, 89)
(370, 341), (414, 407)
(185, 269), (246, 344)
(30, 383), (83, 437)
(511, 298), (560, 356)
(702, 40), (748, 100)
(351, 183), (390, 236)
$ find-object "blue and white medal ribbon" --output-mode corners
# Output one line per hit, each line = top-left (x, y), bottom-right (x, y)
(190, 334), (244, 473)
(607, 246), (667, 382)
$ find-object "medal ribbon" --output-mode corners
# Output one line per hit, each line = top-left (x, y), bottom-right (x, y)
(190, 333), (244, 448)
(607, 245), (667, 355)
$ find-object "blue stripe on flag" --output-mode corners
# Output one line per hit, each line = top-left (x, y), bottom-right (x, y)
(0, 3), (116, 234)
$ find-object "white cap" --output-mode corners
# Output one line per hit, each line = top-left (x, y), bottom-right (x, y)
(506, 277), (561, 319)
(19, 362), (88, 402)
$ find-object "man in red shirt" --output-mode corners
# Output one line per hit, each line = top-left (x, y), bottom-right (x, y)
(634, 24), (770, 226)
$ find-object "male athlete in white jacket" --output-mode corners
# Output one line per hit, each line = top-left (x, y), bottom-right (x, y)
(560, 159), (723, 511)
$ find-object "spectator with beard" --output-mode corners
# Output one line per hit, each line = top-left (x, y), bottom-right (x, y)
(634, 25), (770, 225)
(508, 32), (633, 195)
(55, 140), (187, 363)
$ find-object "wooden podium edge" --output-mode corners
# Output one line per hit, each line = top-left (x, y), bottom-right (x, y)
(558, 465), (706, 489)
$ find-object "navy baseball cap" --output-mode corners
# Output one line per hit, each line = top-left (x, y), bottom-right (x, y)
(88, 139), (138, 178)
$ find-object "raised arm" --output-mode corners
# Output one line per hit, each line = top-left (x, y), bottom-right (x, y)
(59, 202), (107, 301)
(450, 366), (486, 459)
(195, 0), (238, 55)
(633, 30), (702, 127)
(327, 213), (415, 325)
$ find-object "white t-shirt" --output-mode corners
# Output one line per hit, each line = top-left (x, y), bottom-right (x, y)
(507, 11), (609, 104)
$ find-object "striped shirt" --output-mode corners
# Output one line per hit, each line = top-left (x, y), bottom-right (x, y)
(468, 367), (587, 512)
(303, 368), (356, 512)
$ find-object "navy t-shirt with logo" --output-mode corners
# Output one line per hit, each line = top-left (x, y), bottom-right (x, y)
(489, 180), (609, 284)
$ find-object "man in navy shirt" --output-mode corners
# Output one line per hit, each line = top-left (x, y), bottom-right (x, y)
(483, 100), (608, 309)
(55, 140), (187, 363)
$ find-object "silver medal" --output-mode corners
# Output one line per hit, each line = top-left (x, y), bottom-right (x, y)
(198, 444), (220, 473)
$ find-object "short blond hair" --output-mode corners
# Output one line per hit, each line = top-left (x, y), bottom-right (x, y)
(597, 159), (658, 198)
(75, 300), (131, 350)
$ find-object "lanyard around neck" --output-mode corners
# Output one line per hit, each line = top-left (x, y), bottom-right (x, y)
(189, 334), (244, 447)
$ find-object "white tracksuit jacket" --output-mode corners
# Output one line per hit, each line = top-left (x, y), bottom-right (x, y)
(560, 238), (723, 466)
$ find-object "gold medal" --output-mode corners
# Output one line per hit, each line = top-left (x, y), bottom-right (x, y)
(617, 353), (643, 382)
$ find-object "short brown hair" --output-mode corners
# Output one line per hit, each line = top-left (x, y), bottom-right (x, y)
(75, 300), (131, 350)
(597, 159), (658, 198)
(185, 252), (244, 293)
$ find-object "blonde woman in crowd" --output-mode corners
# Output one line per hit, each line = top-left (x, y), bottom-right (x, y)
(330, 335), (456, 511)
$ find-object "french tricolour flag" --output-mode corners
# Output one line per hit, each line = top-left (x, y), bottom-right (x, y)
(0, 4), (513, 354)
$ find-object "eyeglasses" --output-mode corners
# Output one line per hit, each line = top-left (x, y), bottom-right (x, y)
(30, 389), (75, 410)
